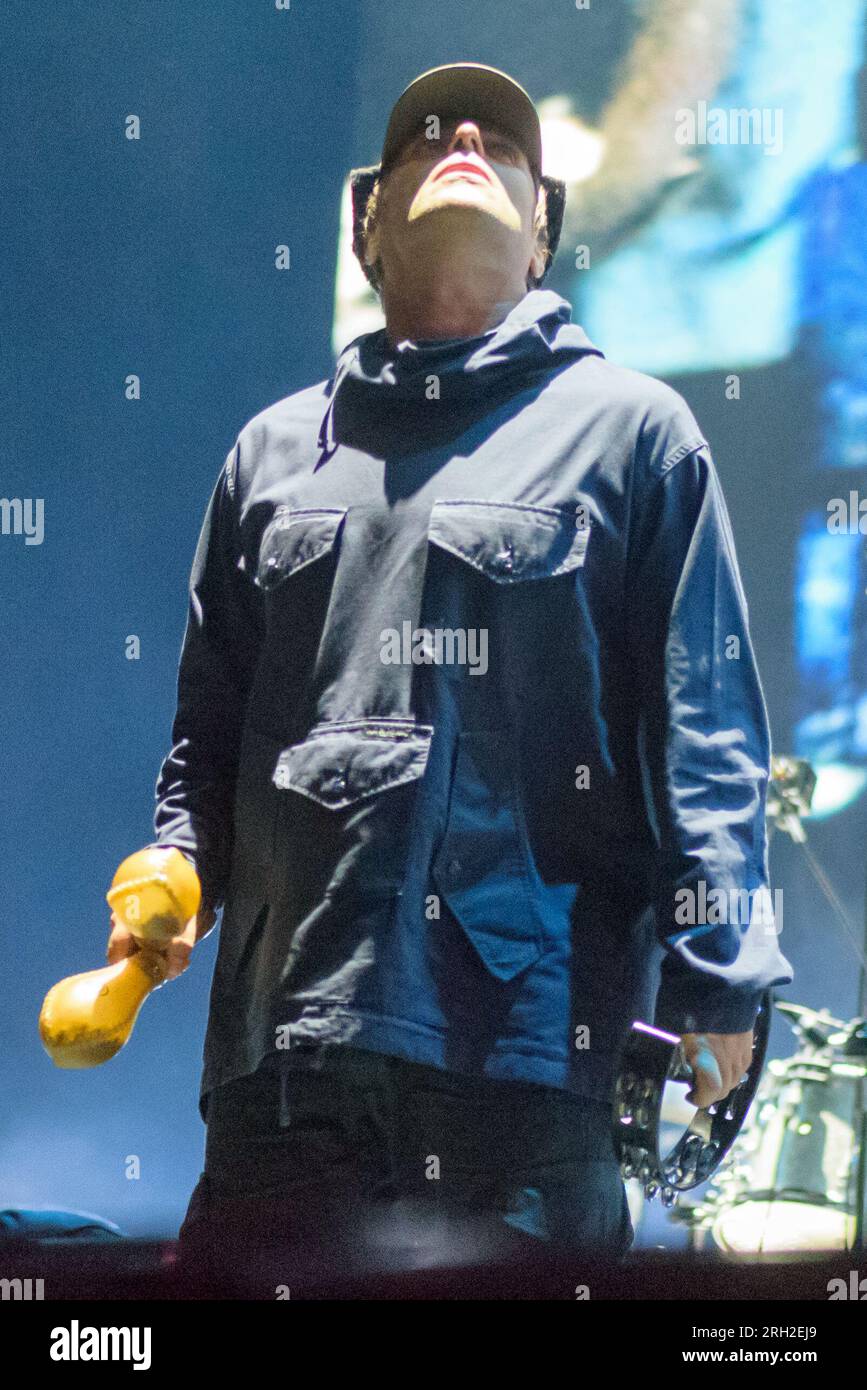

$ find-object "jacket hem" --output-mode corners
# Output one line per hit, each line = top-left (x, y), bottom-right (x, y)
(199, 1010), (618, 1120)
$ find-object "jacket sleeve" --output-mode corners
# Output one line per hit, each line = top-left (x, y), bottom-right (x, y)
(144, 441), (263, 913)
(625, 439), (793, 1035)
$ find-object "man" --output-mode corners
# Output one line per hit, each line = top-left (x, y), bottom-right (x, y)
(109, 63), (792, 1267)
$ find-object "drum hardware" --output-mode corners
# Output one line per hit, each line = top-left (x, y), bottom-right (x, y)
(766, 756), (815, 844)
(615, 754), (867, 1247)
(766, 757), (867, 1252)
(681, 1009), (866, 1253)
(690, 756), (867, 1252)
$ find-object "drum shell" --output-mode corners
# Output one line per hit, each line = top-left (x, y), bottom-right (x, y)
(709, 1058), (864, 1253)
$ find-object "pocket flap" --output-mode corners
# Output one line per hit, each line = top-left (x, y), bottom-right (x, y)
(431, 729), (544, 981)
(273, 718), (434, 809)
(255, 506), (348, 589)
(428, 500), (590, 583)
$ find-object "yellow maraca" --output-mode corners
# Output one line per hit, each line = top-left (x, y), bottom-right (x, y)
(39, 847), (201, 1069)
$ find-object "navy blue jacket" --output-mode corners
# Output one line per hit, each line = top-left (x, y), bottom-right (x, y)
(149, 289), (793, 1120)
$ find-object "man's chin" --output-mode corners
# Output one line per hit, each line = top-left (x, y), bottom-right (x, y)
(407, 190), (522, 233)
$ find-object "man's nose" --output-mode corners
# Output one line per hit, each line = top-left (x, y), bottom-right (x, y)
(447, 121), (485, 158)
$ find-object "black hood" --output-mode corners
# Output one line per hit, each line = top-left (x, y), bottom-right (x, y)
(317, 289), (604, 462)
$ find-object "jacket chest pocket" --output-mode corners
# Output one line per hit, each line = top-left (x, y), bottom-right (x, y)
(427, 499), (590, 585)
(256, 506), (348, 589)
(254, 506), (348, 668)
(423, 498), (592, 684)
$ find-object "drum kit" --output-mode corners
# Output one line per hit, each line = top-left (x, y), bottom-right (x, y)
(614, 756), (867, 1254)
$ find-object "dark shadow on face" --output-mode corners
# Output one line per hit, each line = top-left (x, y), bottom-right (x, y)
(367, 118), (546, 288)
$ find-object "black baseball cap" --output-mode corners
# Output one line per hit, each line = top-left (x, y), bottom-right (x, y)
(349, 62), (566, 291)
(380, 62), (545, 183)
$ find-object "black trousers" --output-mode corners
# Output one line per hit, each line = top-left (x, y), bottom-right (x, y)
(178, 1045), (634, 1279)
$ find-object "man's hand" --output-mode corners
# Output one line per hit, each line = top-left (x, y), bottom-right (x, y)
(106, 905), (217, 982)
(679, 1029), (754, 1108)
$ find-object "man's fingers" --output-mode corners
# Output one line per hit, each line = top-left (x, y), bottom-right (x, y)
(162, 938), (194, 981)
(681, 1029), (756, 1107)
(106, 919), (139, 964)
(155, 914), (202, 980)
(685, 1043), (724, 1107)
(106, 910), (209, 981)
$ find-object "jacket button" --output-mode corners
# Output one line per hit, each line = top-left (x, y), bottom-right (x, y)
(446, 858), (462, 878)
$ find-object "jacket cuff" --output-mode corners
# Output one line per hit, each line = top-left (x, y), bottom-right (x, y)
(653, 968), (767, 1035)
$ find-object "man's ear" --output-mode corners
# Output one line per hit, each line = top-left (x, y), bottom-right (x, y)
(362, 184), (382, 269)
(363, 216), (381, 269)
(529, 183), (549, 281)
